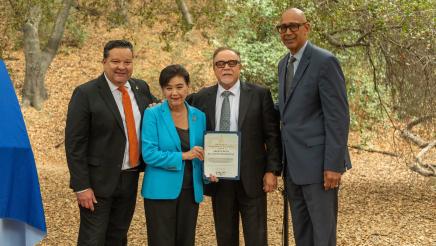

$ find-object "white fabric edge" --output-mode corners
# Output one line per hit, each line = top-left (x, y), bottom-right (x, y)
(0, 218), (46, 246)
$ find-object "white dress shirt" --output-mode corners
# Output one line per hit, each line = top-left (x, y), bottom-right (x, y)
(289, 41), (308, 74)
(105, 74), (141, 170)
(215, 80), (241, 131)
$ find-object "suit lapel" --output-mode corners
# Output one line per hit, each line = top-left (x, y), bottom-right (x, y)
(278, 54), (288, 116)
(238, 82), (252, 130)
(160, 101), (181, 151)
(128, 79), (146, 116)
(285, 42), (312, 105)
(186, 103), (196, 148)
(205, 85), (218, 130)
(97, 75), (124, 132)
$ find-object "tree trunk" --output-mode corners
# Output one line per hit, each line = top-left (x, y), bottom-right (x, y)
(175, 0), (194, 30)
(22, 5), (44, 109)
(21, 0), (73, 110)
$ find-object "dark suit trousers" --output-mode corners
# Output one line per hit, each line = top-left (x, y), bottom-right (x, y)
(77, 170), (139, 246)
(286, 176), (338, 246)
(211, 180), (267, 246)
(143, 188), (199, 246)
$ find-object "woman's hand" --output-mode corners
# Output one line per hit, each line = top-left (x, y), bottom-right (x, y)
(182, 146), (204, 161)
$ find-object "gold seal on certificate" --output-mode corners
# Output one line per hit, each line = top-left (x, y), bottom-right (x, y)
(204, 132), (240, 180)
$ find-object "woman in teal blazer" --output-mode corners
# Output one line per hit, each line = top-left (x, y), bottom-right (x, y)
(141, 64), (207, 246)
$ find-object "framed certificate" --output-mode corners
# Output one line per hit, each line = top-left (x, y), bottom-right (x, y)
(204, 131), (240, 180)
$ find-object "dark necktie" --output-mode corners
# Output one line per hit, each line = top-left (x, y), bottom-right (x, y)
(285, 56), (297, 99)
(219, 91), (232, 131)
(118, 86), (139, 167)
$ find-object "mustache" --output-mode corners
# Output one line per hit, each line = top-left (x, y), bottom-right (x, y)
(283, 34), (296, 39)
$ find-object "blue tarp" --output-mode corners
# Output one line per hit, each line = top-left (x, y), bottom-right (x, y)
(0, 60), (46, 245)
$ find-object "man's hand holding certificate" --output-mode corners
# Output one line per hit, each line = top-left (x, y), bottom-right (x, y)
(204, 132), (240, 180)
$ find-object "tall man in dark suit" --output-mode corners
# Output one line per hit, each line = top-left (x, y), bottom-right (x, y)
(188, 47), (282, 246)
(65, 40), (156, 245)
(277, 8), (351, 246)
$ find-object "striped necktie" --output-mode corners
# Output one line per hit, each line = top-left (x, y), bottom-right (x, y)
(285, 56), (297, 99)
(219, 91), (232, 131)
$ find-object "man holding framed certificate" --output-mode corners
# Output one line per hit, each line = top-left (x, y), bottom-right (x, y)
(188, 47), (282, 246)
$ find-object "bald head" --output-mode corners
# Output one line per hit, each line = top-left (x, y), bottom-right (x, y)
(281, 8), (307, 23)
(278, 8), (310, 54)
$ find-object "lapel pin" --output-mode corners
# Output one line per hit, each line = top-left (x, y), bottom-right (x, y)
(192, 115), (197, 122)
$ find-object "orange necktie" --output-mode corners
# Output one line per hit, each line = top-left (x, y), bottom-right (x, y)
(118, 86), (139, 167)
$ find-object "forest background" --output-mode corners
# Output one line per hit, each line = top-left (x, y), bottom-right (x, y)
(0, 0), (434, 245)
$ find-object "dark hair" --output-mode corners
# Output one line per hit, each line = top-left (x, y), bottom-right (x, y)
(103, 40), (133, 60)
(159, 64), (190, 88)
(212, 47), (241, 61)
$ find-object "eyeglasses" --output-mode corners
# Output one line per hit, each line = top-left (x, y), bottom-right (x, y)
(276, 22), (307, 33)
(214, 60), (240, 68)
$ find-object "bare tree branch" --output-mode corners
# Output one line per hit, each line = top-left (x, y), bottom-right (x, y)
(405, 115), (435, 130)
(401, 130), (431, 148)
(323, 33), (369, 48)
(349, 145), (398, 157)
(410, 139), (436, 177)
(401, 115), (435, 148)
(324, 24), (405, 49)
(395, 116), (436, 177)
(175, 0), (193, 29)
(366, 44), (400, 133)
(329, 28), (363, 35)
(44, 0), (74, 61)
(416, 140), (436, 163)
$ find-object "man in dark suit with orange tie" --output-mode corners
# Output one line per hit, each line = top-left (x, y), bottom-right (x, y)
(188, 47), (282, 246)
(65, 40), (156, 245)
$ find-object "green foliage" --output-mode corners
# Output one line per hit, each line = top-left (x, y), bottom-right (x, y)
(345, 68), (387, 130)
(63, 17), (88, 48)
(300, 0), (435, 120)
(203, 0), (434, 130)
(6, 0), (85, 49)
(7, 0), (59, 47)
(135, 1), (173, 27)
(210, 0), (288, 99)
(2, 0), (433, 131)
(107, 11), (127, 27)
(191, 0), (228, 30)
(233, 41), (284, 99)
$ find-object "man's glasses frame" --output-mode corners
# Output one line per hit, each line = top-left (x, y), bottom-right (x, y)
(214, 60), (240, 69)
(276, 22), (307, 34)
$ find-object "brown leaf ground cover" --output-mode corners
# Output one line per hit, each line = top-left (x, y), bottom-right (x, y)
(33, 152), (435, 246)
(2, 21), (434, 246)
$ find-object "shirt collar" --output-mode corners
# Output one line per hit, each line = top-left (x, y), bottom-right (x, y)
(217, 80), (240, 96)
(104, 73), (131, 92)
(289, 41), (308, 62)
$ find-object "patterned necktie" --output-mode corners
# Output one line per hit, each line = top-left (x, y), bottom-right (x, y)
(118, 86), (139, 167)
(219, 91), (232, 131)
(285, 56), (297, 99)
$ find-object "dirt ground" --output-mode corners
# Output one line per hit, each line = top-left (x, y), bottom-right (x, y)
(2, 20), (434, 246)
(33, 149), (435, 246)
